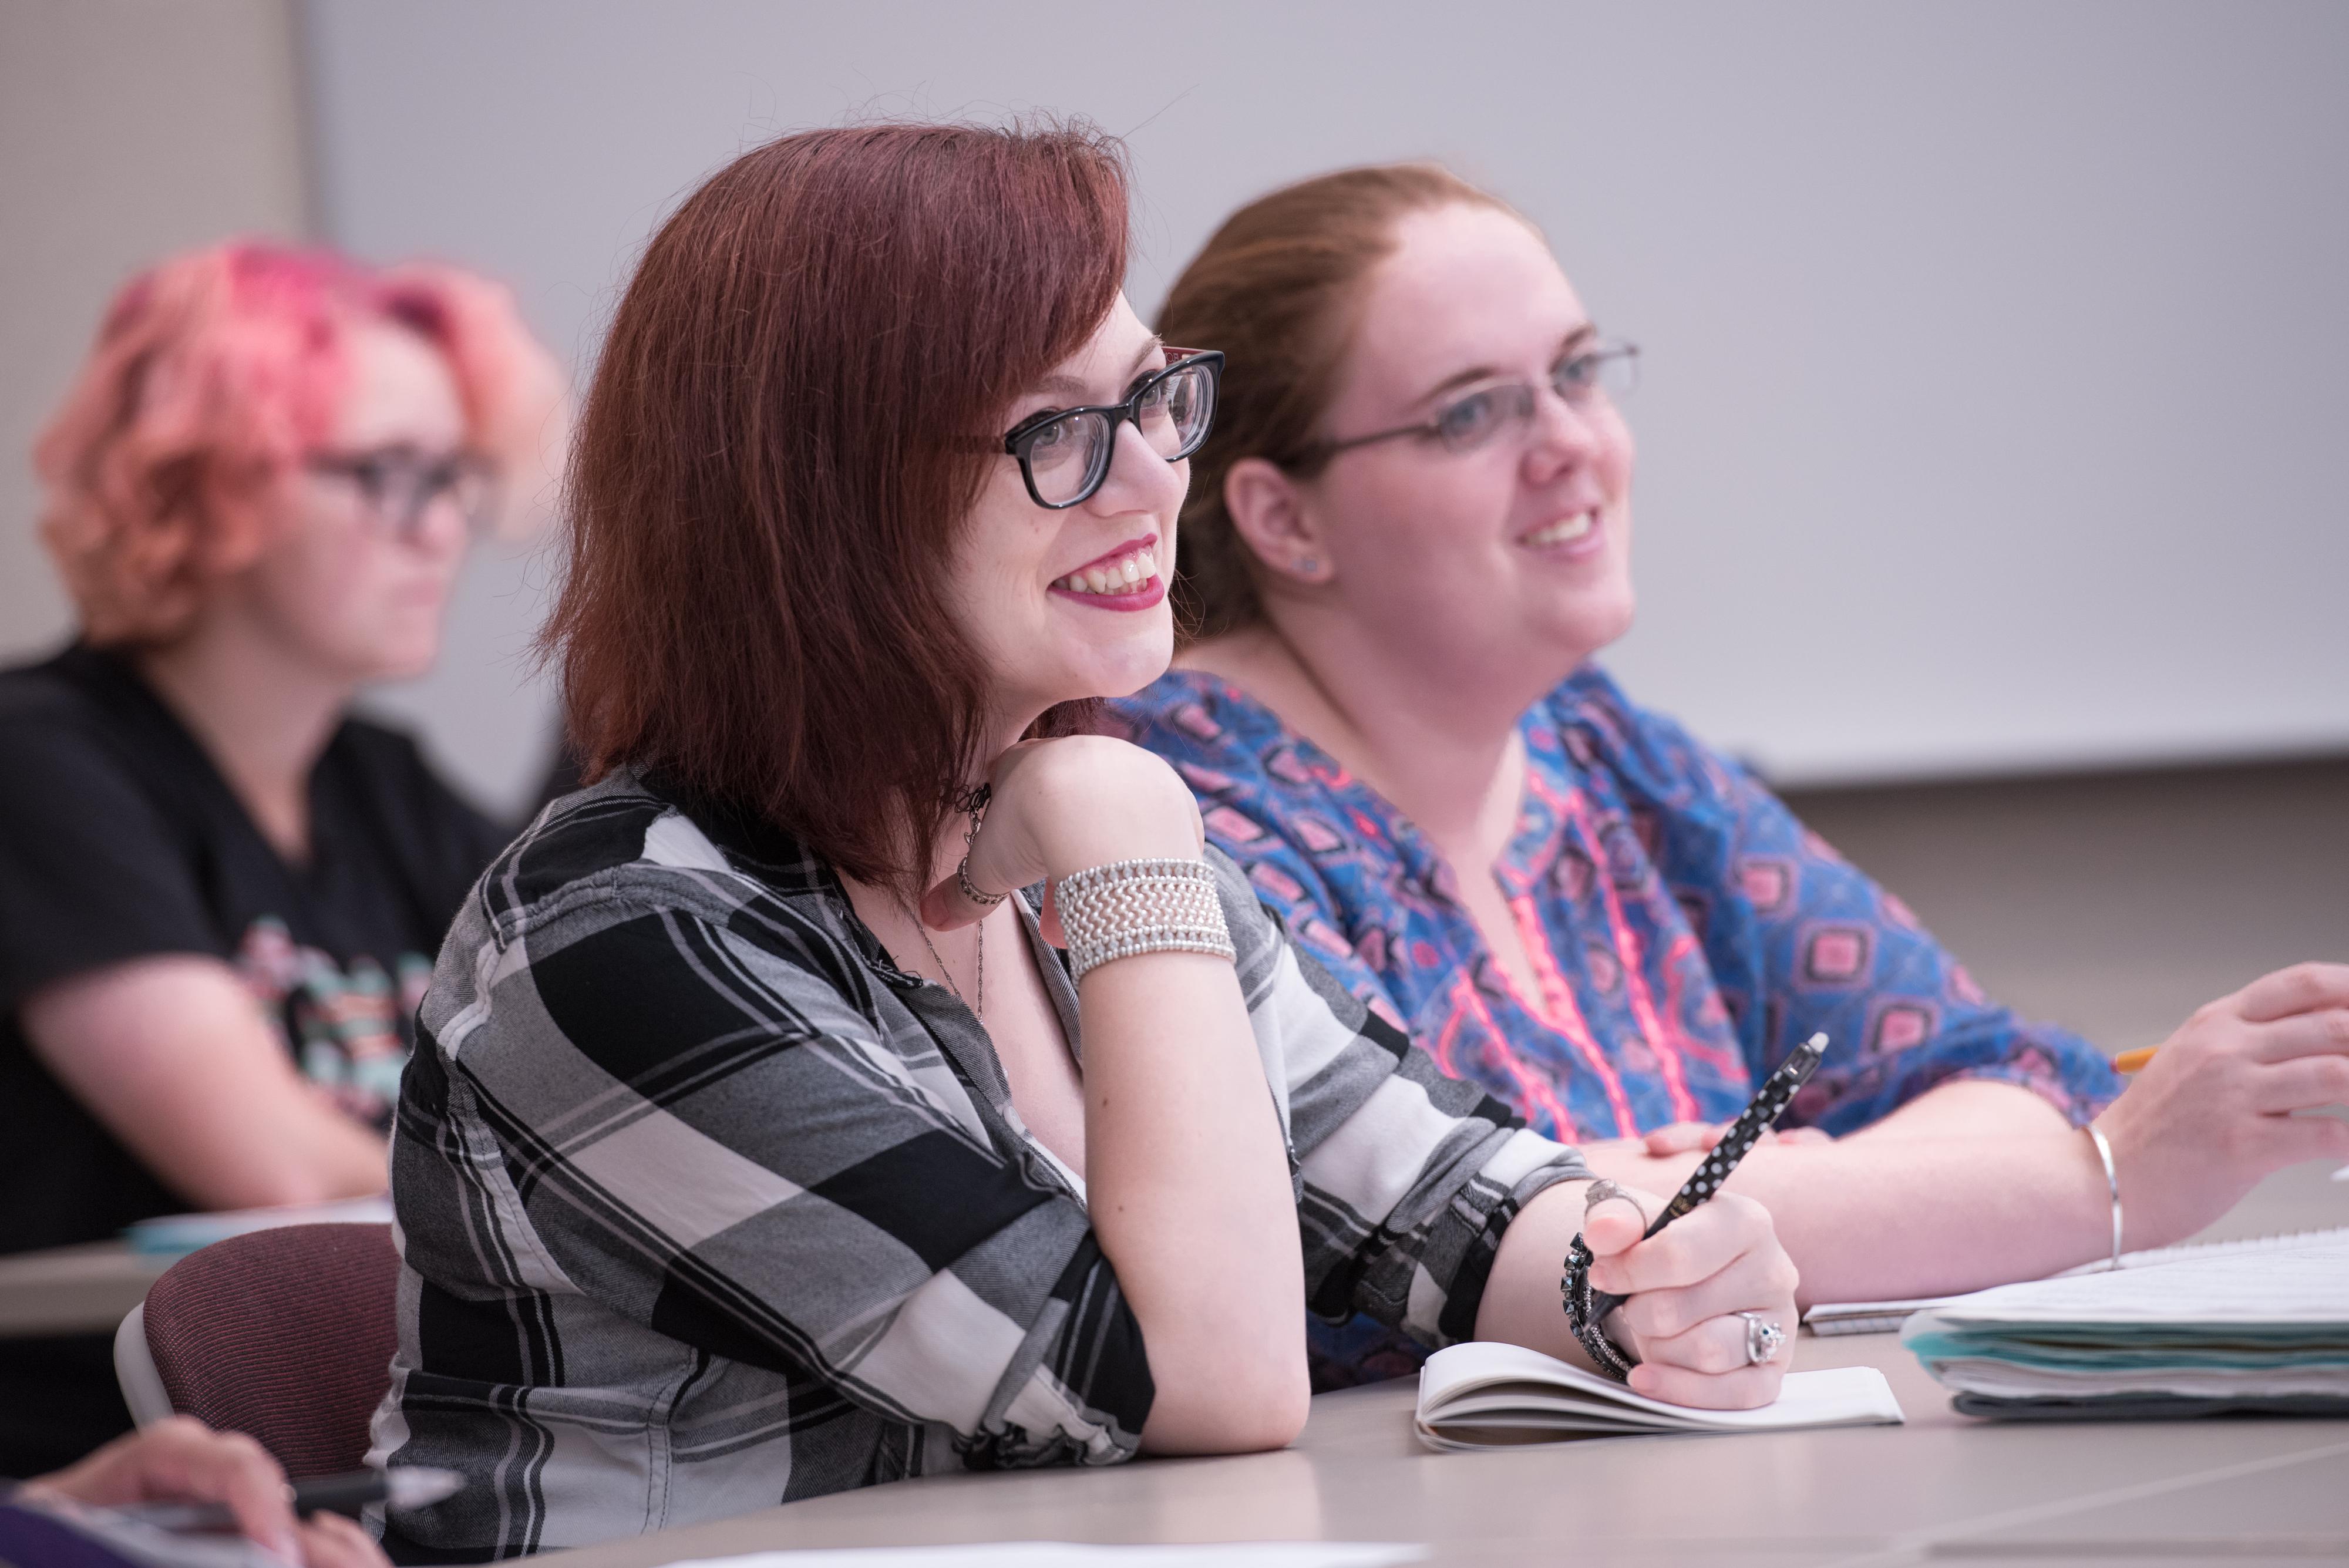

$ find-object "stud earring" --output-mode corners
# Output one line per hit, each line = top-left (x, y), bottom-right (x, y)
(1297, 557), (1320, 577)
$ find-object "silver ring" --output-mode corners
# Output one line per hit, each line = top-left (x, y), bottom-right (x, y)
(1736, 1311), (1785, 1366)
(956, 854), (1005, 909)
(1582, 1179), (1640, 1216)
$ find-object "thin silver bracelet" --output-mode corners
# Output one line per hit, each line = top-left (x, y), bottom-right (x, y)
(1054, 857), (1236, 985)
(2085, 1123), (2123, 1270)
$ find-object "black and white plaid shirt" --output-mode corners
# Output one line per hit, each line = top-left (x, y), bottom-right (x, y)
(367, 773), (1589, 1557)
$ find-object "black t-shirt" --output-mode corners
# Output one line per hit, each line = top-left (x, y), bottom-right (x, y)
(0, 643), (507, 1473)
(0, 643), (508, 1255)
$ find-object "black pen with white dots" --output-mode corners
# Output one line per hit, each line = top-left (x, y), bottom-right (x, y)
(1584, 1031), (1828, 1324)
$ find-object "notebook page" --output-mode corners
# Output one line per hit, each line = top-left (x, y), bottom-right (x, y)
(1418, 1342), (1902, 1431)
(1805, 1224), (2349, 1326)
(1933, 1237), (2349, 1327)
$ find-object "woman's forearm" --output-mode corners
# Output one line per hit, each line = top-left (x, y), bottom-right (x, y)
(1080, 949), (1308, 1454)
(1475, 1179), (1600, 1362)
(1851, 1078), (2075, 1140)
(951, 740), (1309, 1451)
(1582, 1130), (2115, 1305)
(25, 956), (390, 1210)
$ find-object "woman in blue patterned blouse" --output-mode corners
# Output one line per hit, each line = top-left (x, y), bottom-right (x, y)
(1110, 162), (2349, 1387)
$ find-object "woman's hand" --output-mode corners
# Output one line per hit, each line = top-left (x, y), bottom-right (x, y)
(2097, 961), (2349, 1246)
(1479, 1176), (1799, 1409)
(1580, 1183), (1799, 1409)
(19, 1416), (390, 1567)
(920, 736), (1204, 935)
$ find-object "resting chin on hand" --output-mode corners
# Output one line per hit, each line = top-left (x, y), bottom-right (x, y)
(16, 1417), (388, 1568)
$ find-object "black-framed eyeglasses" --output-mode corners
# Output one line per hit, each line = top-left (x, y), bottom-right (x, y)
(1001, 349), (1224, 510)
(306, 446), (496, 541)
(1298, 338), (1640, 465)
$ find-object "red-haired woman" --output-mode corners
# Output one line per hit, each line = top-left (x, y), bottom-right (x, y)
(0, 242), (564, 1473)
(368, 123), (1795, 1557)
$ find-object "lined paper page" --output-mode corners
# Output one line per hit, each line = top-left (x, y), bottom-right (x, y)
(1807, 1224), (2349, 1328)
(1934, 1236), (2349, 1327)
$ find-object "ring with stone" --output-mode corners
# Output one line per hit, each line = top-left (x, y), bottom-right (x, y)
(1736, 1310), (1786, 1366)
(1581, 1179), (1641, 1216)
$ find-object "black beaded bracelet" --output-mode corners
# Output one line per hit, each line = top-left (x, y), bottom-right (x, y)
(1560, 1230), (1640, 1382)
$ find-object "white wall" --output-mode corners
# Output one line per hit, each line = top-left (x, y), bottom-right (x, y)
(299, 0), (2348, 812)
(1, 0), (309, 671)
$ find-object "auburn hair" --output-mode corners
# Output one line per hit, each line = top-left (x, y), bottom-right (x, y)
(546, 121), (1131, 890)
(34, 241), (566, 645)
(1156, 162), (1511, 640)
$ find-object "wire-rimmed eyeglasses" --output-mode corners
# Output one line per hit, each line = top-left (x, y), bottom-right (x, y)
(306, 446), (496, 541)
(1002, 350), (1224, 510)
(1298, 338), (1639, 465)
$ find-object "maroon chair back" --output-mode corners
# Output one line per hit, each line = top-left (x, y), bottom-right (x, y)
(142, 1223), (401, 1479)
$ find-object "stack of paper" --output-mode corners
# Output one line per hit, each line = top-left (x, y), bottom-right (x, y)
(1902, 1233), (2349, 1418)
(1413, 1341), (1902, 1449)
(1806, 1225), (2349, 1336)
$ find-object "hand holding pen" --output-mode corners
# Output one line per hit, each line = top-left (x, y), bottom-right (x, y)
(1560, 1034), (1823, 1402)
(2089, 961), (2349, 1251)
(117, 1465), (462, 1533)
(14, 1417), (403, 1566)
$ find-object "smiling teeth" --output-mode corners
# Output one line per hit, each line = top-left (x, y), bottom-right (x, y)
(1058, 546), (1159, 595)
(1523, 511), (1596, 547)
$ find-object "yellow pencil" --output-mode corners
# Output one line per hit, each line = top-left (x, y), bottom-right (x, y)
(2114, 1046), (2157, 1074)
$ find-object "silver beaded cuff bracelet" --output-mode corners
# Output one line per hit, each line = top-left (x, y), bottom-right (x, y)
(1054, 857), (1236, 984)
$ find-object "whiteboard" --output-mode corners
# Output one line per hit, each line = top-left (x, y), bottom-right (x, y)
(304, 0), (2349, 816)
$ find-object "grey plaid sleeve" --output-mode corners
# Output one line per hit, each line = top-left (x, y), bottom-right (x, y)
(1206, 849), (1592, 1347)
(425, 877), (1153, 1470)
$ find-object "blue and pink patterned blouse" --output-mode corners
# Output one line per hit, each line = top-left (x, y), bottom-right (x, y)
(1110, 664), (2122, 1384)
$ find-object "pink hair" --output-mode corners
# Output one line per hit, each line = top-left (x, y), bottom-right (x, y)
(33, 240), (567, 645)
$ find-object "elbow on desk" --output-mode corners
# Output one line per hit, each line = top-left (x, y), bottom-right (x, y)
(1138, 1344), (1311, 1456)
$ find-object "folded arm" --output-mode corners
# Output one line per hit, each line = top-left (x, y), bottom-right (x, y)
(25, 957), (389, 1210)
(3, 714), (387, 1210)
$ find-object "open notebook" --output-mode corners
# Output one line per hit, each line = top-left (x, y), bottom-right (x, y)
(1902, 1230), (2349, 1417)
(1414, 1341), (1903, 1451)
(1805, 1225), (2349, 1335)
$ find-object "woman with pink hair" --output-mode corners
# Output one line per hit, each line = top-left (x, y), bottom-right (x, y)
(0, 240), (566, 1474)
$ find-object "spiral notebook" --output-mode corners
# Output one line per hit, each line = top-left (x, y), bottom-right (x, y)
(1413, 1341), (1903, 1449)
(1804, 1225), (2349, 1336)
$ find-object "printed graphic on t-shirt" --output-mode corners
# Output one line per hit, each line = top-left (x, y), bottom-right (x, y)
(232, 916), (426, 1129)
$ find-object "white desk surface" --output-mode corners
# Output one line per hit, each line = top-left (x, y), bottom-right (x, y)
(545, 1161), (2349, 1568)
